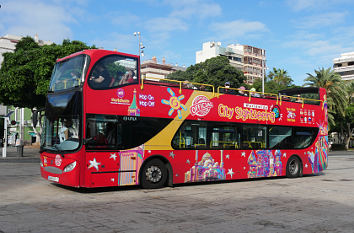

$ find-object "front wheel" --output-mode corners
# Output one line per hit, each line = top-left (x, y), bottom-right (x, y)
(140, 159), (167, 189)
(286, 156), (302, 178)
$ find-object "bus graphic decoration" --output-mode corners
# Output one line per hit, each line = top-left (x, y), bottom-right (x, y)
(128, 89), (140, 116)
(161, 88), (187, 119)
(271, 105), (281, 119)
(184, 151), (226, 182)
(247, 150), (283, 178)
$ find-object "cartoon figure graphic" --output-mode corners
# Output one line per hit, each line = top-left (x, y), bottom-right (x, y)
(128, 89), (140, 116)
(161, 88), (187, 119)
(248, 150), (282, 178)
(268, 150), (275, 176)
(247, 151), (257, 178)
(274, 150), (283, 176)
(184, 151), (226, 182)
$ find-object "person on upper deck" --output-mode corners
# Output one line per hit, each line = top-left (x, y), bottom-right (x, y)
(89, 64), (111, 88)
(119, 70), (137, 85)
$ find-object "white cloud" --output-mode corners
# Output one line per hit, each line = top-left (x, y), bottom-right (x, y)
(210, 20), (268, 40)
(0, 0), (76, 43)
(145, 17), (188, 33)
(168, 0), (222, 19)
(287, 0), (353, 11)
(295, 12), (347, 29)
(287, 0), (319, 11)
(91, 33), (136, 53)
(109, 12), (140, 26)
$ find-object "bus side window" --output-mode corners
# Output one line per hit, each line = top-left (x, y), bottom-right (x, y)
(269, 126), (292, 149)
(242, 125), (266, 149)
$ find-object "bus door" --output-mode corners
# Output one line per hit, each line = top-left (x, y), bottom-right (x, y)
(85, 114), (143, 187)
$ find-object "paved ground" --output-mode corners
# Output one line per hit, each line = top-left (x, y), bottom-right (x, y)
(0, 146), (40, 163)
(0, 151), (353, 233)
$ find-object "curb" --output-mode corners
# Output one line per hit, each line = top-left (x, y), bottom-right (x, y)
(0, 157), (40, 163)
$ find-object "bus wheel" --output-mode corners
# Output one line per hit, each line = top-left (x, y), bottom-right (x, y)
(286, 156), (301, 178)
(141, 159), (167, 189)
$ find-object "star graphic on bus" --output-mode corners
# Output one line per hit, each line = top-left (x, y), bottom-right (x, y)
(227, 168), (235, 178)
(88, 158), (101, 171)
(161, 88), (187, 119)
(110, 153), (117, 160)
(169, 151), (175, 159)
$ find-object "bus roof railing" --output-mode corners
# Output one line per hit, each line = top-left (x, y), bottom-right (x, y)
(217, 86), (280, 105)
(141, 76), (214, 95)
(140, 76), (322, 107)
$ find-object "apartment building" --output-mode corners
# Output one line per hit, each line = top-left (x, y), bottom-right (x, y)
(333, 52), (354, 81)
(141, 57), (186, 80)
(196, 41), (266, 85)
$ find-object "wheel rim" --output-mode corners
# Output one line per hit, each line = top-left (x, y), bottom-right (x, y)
(145, 165), (162, 183)
(289, 159), (299, 175)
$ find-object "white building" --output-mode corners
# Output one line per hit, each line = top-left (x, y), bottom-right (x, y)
(141, 57), (186, 80)
(0, 34), (52, 68)
(0, 34), (22, 66)
(333, 52), (354, 81)
(196, 41), (266, 85)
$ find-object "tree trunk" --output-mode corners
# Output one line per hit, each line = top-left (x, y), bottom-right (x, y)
(345, 123), (352, 150)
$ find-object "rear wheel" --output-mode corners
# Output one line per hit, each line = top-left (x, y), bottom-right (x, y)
(141, 159), (167, 189)
(286, 156), (301, 178)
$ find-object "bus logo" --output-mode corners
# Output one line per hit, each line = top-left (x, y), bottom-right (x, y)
(117, 89), (125, 98)
(190, 95), (213, 117)
(55, 154), (62, 167)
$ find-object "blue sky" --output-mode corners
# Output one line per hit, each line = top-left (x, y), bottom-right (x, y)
(1, 0), (354, 85)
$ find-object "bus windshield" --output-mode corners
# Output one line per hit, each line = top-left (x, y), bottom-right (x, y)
(49, 55), (88, 92)
(41, 115), (80, 152)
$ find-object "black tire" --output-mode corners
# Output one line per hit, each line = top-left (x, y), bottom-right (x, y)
(140, 158), (167, 189)
(286, 156), (301, 178)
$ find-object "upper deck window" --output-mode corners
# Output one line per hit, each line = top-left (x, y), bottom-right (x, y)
(49, 55), (88, 92)
(88, 55), (138, 89)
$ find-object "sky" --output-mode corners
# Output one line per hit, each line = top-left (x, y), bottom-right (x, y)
(1, 0), (354, 85)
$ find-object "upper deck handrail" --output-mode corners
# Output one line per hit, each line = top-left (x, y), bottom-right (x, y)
(217, 86), (280, 105)
(141, 76), (214, 95)
(139, 76), (322, 107)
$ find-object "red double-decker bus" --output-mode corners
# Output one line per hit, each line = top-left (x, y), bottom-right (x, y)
(40, 49), (328, 189)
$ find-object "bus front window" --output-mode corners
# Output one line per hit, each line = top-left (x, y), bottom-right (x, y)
(49, 55), (88, 91)
(41, 116), (80, 152)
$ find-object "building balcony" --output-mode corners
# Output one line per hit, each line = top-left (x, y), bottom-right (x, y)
(334, 65), (354, 73)
(341, 74), (354, 81)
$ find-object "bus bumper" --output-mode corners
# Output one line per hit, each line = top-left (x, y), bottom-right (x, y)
(40, 154), (80, 187)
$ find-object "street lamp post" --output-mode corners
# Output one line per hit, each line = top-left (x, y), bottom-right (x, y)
(133, 32), (145, 57)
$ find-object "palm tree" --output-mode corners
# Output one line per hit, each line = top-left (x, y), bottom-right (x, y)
(268, 68), (293, 86)
(304, 67), (348, 127)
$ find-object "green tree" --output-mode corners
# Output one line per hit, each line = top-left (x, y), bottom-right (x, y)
(167, 56), (246, 88)
(268, 68), (293, 86)
(0, 37), (94, 108)
(0, 37), (95, 138)
(252, 67), (296, 93)
(304, 67), (348, 128)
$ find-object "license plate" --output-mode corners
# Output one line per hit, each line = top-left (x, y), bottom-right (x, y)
(48, 176), (59, 182)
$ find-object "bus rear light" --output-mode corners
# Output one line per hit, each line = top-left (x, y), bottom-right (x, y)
(63, 161), (77, 173)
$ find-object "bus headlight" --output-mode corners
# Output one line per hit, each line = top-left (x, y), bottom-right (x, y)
(63, 161), (77, 173)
